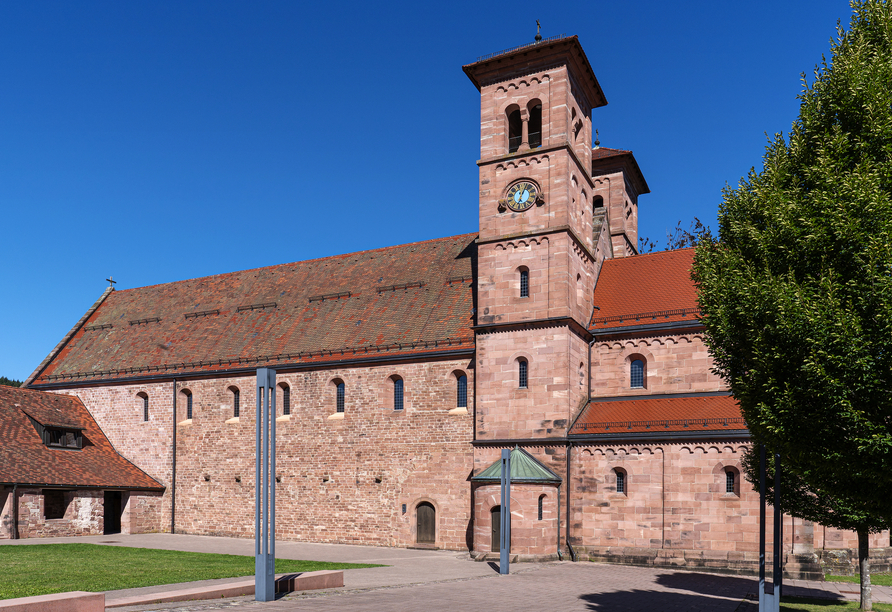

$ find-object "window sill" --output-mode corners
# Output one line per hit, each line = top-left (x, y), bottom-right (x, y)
(327, 413), (344, 420)
(225, 417), (240, 424)
(276, 415), (291, 422)
(178, 419), (193, 427)
(448, 407), (468, 415)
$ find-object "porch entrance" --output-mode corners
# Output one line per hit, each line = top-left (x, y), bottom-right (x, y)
(103, 491), (122, 535)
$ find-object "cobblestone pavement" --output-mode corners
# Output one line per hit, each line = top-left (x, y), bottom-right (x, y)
(118, 563), (780, 612)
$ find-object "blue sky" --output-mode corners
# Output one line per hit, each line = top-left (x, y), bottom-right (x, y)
(0, 1), (851, 381)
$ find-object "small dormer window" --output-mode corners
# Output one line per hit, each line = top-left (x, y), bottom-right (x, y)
(45, 427), (82, 450)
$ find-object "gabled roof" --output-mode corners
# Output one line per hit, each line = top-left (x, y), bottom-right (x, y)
(570, 394), (745, 436)
(28, 234), (477, 386)
(590, 248), (700, 331)
(472, 446), (562, 483)
(0, 385), (164, 489)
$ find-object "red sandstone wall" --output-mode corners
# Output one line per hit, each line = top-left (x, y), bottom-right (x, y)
(476, 326), (588, 440)
(15, 489), (104, 538)
(57, 357), (475, 550)
(569, 442), (888, 561)
(473, 482), (559, 557)
(591, 334), (726, 396)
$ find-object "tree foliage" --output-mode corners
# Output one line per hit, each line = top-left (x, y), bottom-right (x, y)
(693, 4), (892, 606)
(694, 0), (892, 521)
(0, 376), (22, 387)
(638, 218), (710, 253)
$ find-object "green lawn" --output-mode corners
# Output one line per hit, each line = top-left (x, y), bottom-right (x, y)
(781, 596), (892, 611)
(0, 544), (384, 600)
(826, 573), (892, 587)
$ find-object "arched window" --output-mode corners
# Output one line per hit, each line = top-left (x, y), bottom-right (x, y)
(528, 103), (542, 148)
(519, 268), (529, 298)
(518, 358), (528, 389)
(229, 386), (240, 418)
(336, 381), (345, 413)
(183, 389), (193, 420)
(593, 195), (604, 211)
(507, 108), (522, 153)
(726, 469), (737, 494)
(457, 375), (467, 408)
(538, 494), (545, 520)
(279, 383), (291, 416)
(615, 468), (626, 494)
(630, 359), (645, 389)
(393, 377), (404, 411)
(138, 392), (149, 422)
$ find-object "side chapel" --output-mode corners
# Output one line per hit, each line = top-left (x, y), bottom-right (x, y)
(7, 35), (888, 576)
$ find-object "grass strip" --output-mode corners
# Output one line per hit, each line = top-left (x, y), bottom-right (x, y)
(826, 573), (892, 587)
(780, 596), (892, 611)
(0, 544), (384, 600)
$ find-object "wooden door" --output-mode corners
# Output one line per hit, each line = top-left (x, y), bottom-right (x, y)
(416, 502), (435, 544)
(491, 506), (501, 552)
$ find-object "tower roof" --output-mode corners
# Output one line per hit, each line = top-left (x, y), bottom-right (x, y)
(471, 446), (562, 483)
(463, 35), (607, 109)
(591, 147), (650, 195)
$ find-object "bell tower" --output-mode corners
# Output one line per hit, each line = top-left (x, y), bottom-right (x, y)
(464, 36), (607, 443)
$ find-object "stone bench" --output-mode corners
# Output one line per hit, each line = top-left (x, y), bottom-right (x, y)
(0, 591), (104, 612)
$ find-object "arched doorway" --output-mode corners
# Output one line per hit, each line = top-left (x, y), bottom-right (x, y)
(416, 502), (435, 544)
(490, 505), (509, 552)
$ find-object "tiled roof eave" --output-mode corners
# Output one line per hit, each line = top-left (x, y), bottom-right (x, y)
(590, 319), (704, 337)
(30, 345), (476, 389)
(0, 480), (165, 491)
(568, 429), (751, 442)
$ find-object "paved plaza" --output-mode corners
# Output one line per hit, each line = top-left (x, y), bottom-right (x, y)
(3, 534), (891, 611)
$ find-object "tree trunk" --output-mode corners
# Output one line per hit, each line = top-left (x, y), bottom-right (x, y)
(858, 529), (872, 611)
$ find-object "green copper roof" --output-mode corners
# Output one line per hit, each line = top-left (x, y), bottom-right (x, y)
(471, 446), (562, 483)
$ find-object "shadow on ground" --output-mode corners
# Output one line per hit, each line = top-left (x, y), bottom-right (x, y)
(655, 572), (845, 603)
(579, 572), (846, 611)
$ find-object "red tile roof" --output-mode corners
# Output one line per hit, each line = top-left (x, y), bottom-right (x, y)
(590, 248), (700, 330)
(0, 385), (163, 489)
(569, 394), (744, 435)
(29, 234), (477, 385)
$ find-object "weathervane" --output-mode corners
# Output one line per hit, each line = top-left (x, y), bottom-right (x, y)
(106, 276), (117, 288)
(535, 20), (542, 42)
(594, 129), (600, 149)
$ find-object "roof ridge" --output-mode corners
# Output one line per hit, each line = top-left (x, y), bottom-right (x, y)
(113, 232), (478, 295)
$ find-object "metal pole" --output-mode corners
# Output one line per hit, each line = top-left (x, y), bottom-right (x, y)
(255, 368), (276, 602)
(499, 448), (511, 575)
(774, 453), (782, 601)
(759, 444), (766, 611)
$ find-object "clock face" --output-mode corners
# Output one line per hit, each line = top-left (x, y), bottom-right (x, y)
(506, 181), (538, 212)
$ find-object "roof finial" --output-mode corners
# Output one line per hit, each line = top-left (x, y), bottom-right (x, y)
(106, 276), (117, 289)
(594, 129), (600, 149)
(535, 20), (542, 42)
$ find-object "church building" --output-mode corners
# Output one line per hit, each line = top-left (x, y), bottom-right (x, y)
(10, 35), (888, 576)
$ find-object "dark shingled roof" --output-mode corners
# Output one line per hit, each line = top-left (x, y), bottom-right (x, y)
(0, 385), (163, 489)
(570, 394), (745, 436)
(29, 234), (477, 385)
(590, 248), (700, 331)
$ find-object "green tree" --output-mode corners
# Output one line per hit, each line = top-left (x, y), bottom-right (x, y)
(692, 2), (892, 609)
(638, 218), (709, 253)
(0, 376), (22, 387)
